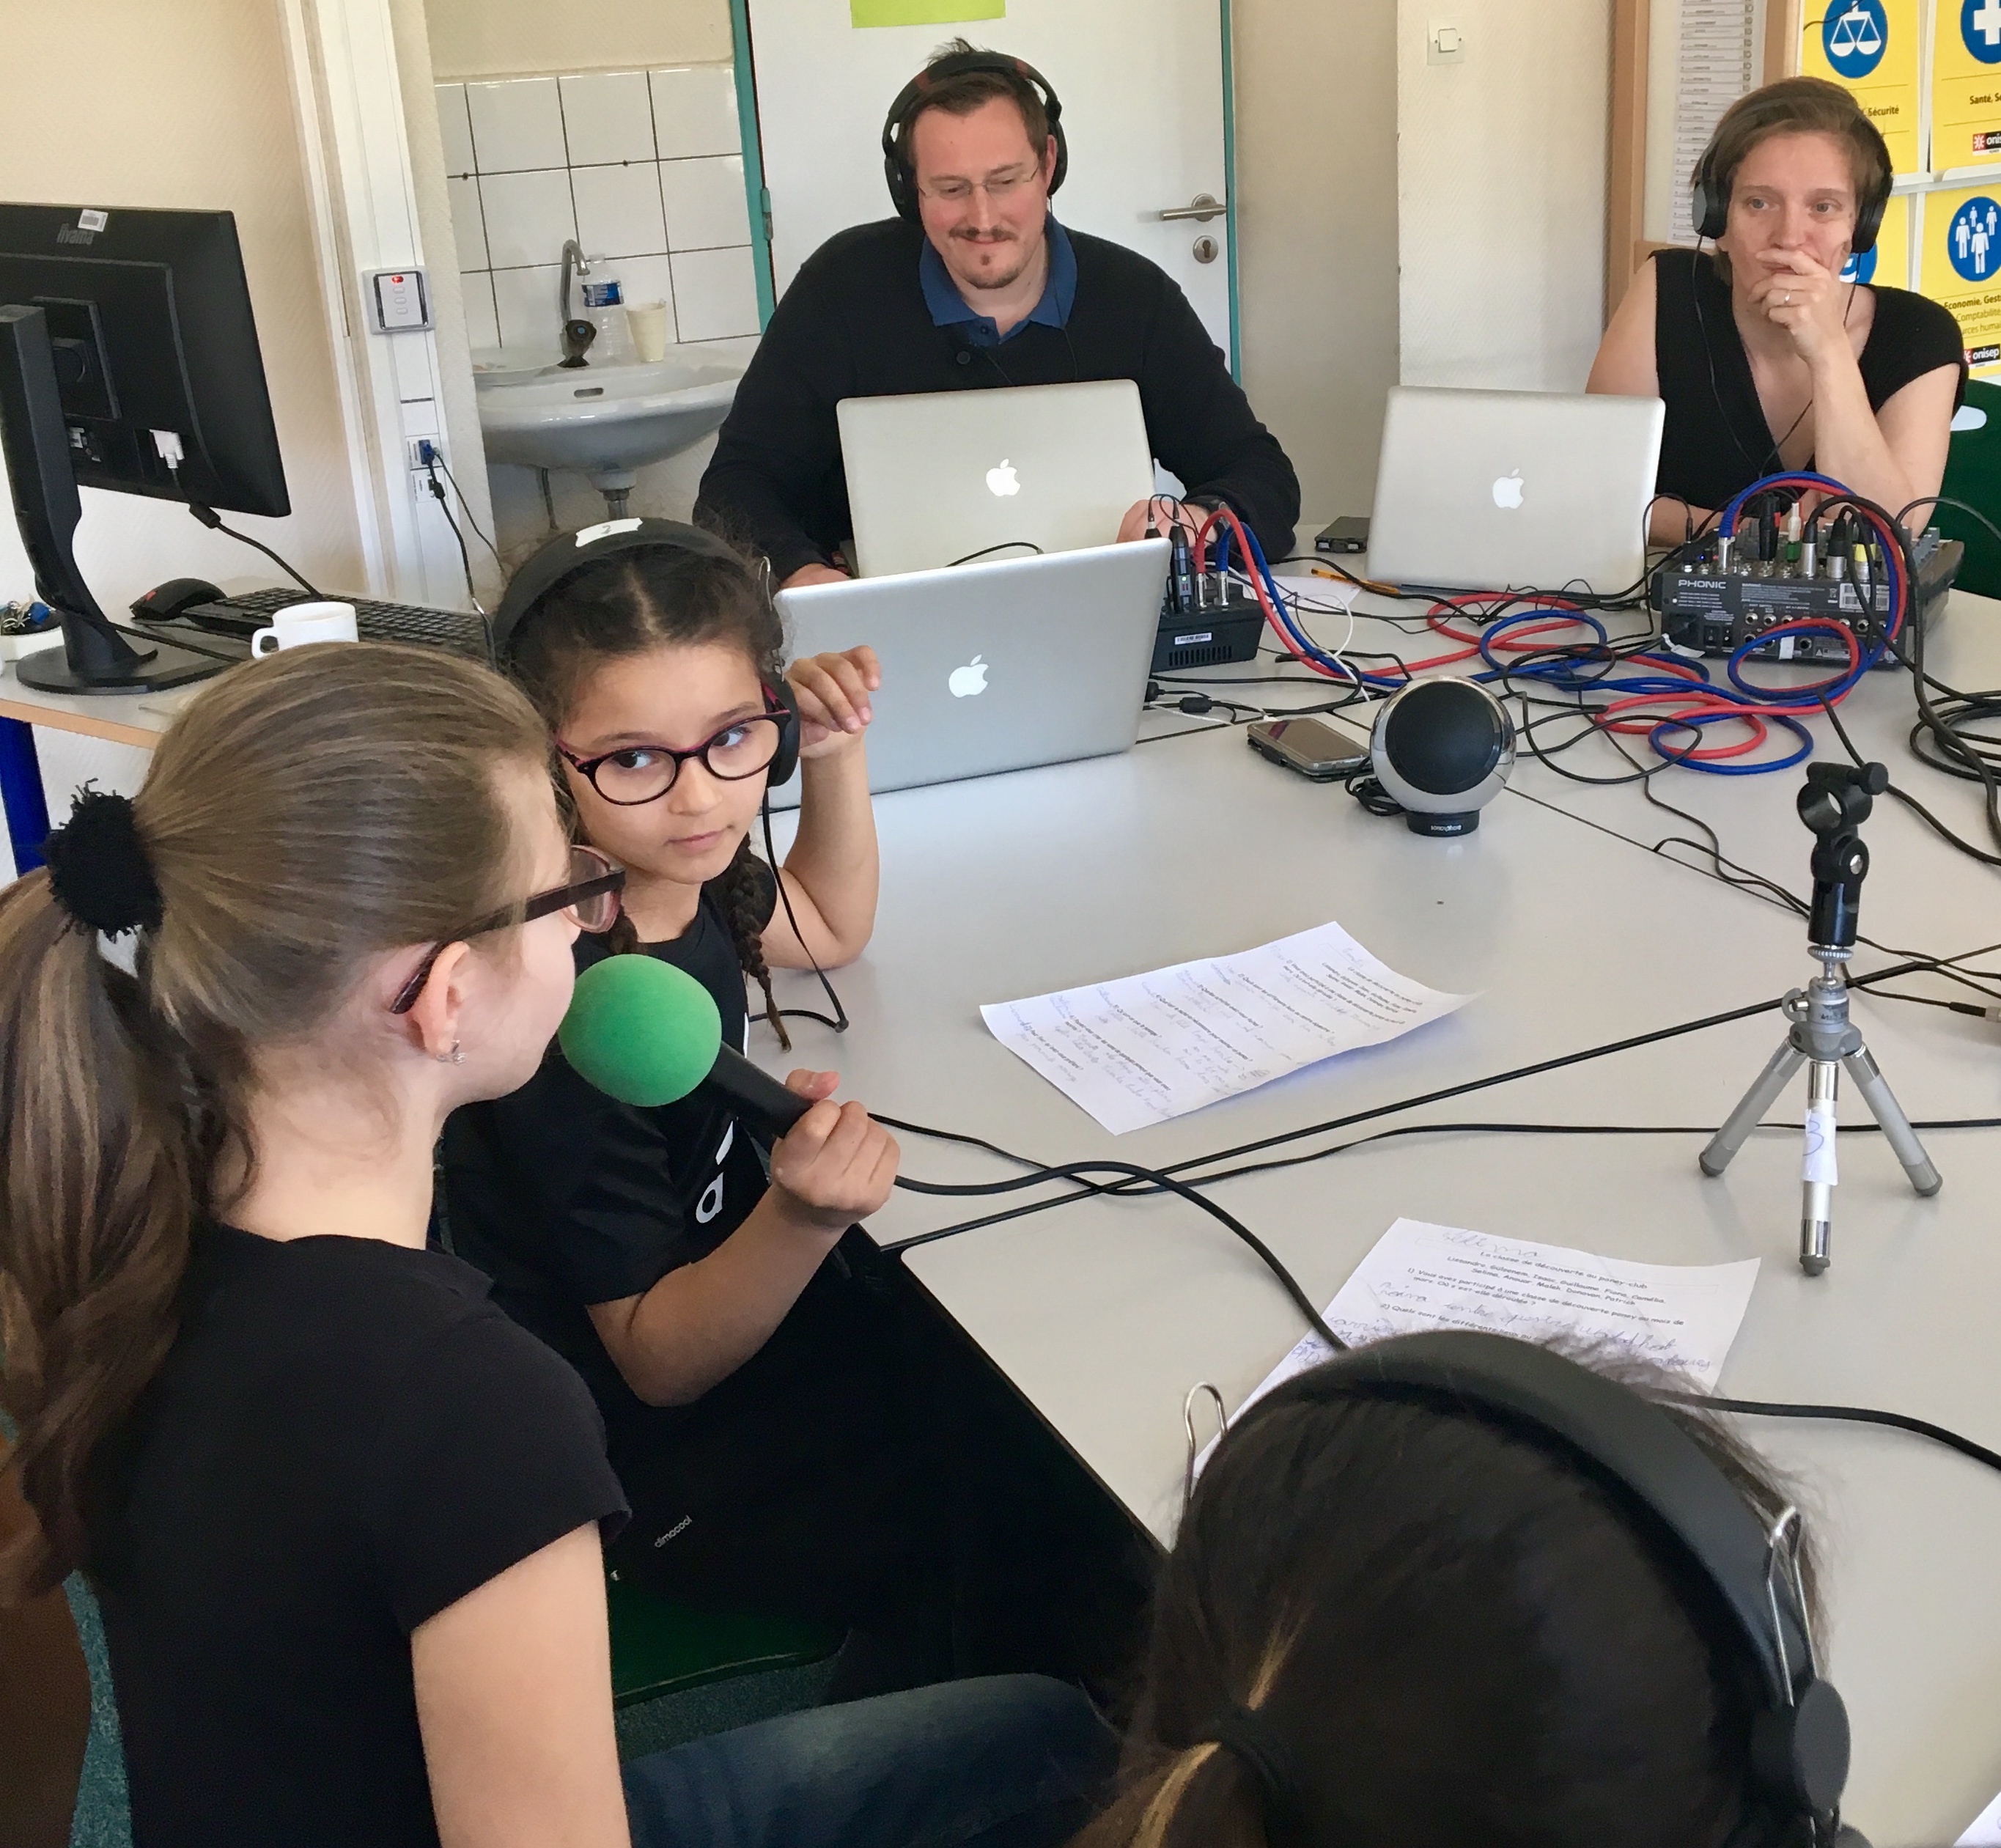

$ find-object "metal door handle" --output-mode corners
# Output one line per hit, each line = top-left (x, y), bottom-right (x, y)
(1158, 192), (1226, 222)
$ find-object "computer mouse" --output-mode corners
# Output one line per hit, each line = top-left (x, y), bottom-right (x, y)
(131, 576), (224, 622)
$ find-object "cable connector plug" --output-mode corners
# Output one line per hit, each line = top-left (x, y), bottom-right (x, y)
(1170, 526), (1195, 613)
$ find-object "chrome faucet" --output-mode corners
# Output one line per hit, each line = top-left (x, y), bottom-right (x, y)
(558, 240), (596, 368)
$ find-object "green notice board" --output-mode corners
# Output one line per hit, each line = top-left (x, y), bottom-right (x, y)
(851, 0), (1003, 25)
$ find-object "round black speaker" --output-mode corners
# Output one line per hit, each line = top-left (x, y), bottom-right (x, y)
(1370, 679), (1514, 836)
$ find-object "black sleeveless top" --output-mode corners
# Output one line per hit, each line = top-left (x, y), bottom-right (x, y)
(1651, 247), (1965, 512)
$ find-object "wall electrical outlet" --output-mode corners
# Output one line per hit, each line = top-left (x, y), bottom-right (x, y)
(1427, 19), (1465, 64)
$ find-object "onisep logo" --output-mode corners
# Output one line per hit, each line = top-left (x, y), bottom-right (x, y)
(1824, 0), (1887, 78)
(1840, 246), (1879, 284)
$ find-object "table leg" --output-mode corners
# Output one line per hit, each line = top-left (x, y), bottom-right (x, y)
(0, 715), (51, 874)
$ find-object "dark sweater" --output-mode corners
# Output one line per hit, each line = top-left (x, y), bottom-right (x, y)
(696, 218), (1300, 580)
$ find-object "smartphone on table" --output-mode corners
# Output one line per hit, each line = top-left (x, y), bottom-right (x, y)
(1246, 715), (1370, 781)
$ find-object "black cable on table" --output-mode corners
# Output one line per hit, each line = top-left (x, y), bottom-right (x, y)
(882, 1111), (2001, 1481)
(893, 1157), (1339, 1350)
(1698, 1396), (2001, 1475)
(885, 946), (1998, 1251)
(107, 621), (243, 668)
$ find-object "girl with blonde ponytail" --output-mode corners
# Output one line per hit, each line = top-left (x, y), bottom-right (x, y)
(0, 644), (1108, 1848)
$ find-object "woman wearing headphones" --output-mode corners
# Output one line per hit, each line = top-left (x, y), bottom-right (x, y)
(1589, 76), (1964, 543)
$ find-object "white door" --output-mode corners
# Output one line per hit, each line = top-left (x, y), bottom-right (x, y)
(742, 0), (1234, 361)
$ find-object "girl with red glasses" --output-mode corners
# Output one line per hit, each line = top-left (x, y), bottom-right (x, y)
(441, 525), (941, 1692)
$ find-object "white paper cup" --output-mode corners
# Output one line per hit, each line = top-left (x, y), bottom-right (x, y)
(627, 301), (671, 364)
(250, 600), (358, 656)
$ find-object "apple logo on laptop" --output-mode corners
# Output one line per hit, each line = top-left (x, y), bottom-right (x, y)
(948, 655), (989, 699)
(1492, 470), (1525, 509)
(986, 460), (1021, 498)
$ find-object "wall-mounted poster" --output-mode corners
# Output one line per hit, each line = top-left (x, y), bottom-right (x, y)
(1920, 185), (1998, 371)
(1933, 0), (2001, 169)
(1802, 0), (1924, 174)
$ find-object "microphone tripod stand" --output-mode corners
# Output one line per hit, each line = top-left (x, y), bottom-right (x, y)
(1699, 761), (1940, 1275)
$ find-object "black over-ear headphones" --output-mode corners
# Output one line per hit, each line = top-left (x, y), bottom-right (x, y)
(1691, 103), (1892, 255)
(492, 516), (800, 788)
(1242, 1330), (1864, 1848)
(880, 50), (1068, 223)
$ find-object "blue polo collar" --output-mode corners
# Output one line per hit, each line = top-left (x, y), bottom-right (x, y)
(920, 217), (1076, 347)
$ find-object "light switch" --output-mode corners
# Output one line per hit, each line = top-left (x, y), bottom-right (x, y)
(1428, 19), (1465, 64)
(367, 268), (433, 334)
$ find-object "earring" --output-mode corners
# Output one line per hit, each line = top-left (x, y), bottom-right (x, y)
(435, 1041), (465, 1064)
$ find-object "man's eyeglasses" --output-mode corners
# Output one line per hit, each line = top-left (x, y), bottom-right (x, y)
(919, 163), (1041, 206)
(389, 844), (624, 1015)
(557, 710), (786, 807)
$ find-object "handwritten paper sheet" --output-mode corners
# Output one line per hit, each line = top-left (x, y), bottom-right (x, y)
(1196, 1219), (1761, 1475)
(981, 922), (1473, 1135)
(1958, 1789), (2001, 1846)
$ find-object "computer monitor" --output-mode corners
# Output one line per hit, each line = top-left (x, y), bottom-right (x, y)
(0, 202), (291, 693)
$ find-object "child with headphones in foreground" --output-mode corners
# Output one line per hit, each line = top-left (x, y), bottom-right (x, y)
(1079, 1331), (1863, 1848)
(441, 521), (935, 1689)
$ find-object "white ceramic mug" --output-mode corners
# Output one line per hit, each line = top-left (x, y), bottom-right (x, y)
(250, 600), (358, 656)
(627, 301), (671, 364)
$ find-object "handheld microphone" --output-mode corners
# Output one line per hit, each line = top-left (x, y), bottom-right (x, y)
(557, 954), (811, 1134)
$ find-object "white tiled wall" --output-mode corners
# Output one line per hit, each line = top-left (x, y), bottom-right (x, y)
(439, 64), (759, 358)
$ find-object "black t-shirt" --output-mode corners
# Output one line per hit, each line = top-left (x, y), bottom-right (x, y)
(1651, 246), (1967, 511)
(443, 868), (778, 1470)
(93, 1223), (627, 1848)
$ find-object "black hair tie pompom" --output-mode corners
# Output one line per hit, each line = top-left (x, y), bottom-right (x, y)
(43, 788), (164, 938)
(1199, 1702), (1308, 1839)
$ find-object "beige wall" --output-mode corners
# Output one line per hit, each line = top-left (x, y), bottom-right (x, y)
(425, 0), (731, 80)
(0, 0), (364, 873)
(0, 0), (363, 614)
(1234, 0), (1401, 526)
(1396, 0), (1613, 391)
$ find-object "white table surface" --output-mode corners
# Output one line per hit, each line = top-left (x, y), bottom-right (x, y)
(0, 657), (202, 747)
(758, 582), (2001, 1845)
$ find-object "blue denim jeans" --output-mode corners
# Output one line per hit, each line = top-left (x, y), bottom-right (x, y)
(622, 1674), (1116, 1848)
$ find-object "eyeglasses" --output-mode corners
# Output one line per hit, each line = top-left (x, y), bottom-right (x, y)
(918, 163), (1041, 206)
(556, 709), (786, 807)
(388, 844), (625, 1015)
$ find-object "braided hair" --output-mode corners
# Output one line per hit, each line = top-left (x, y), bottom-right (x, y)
(506, 541), (792, 1049)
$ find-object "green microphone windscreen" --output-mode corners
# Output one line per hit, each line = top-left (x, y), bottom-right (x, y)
(557, 954), (723, 1108)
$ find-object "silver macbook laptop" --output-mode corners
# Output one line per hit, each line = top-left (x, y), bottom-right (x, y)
(771, 537), (1170, 806)
(1367, 386), (1666, 592)
(838, 380), (1156, 578)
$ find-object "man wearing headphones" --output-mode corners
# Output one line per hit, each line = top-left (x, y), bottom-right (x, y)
(1588, 76), (1963, 543)
(695, 41), (1300, 589)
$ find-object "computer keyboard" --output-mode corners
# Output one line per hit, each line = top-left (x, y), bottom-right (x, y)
(177, 588), (494, 665)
